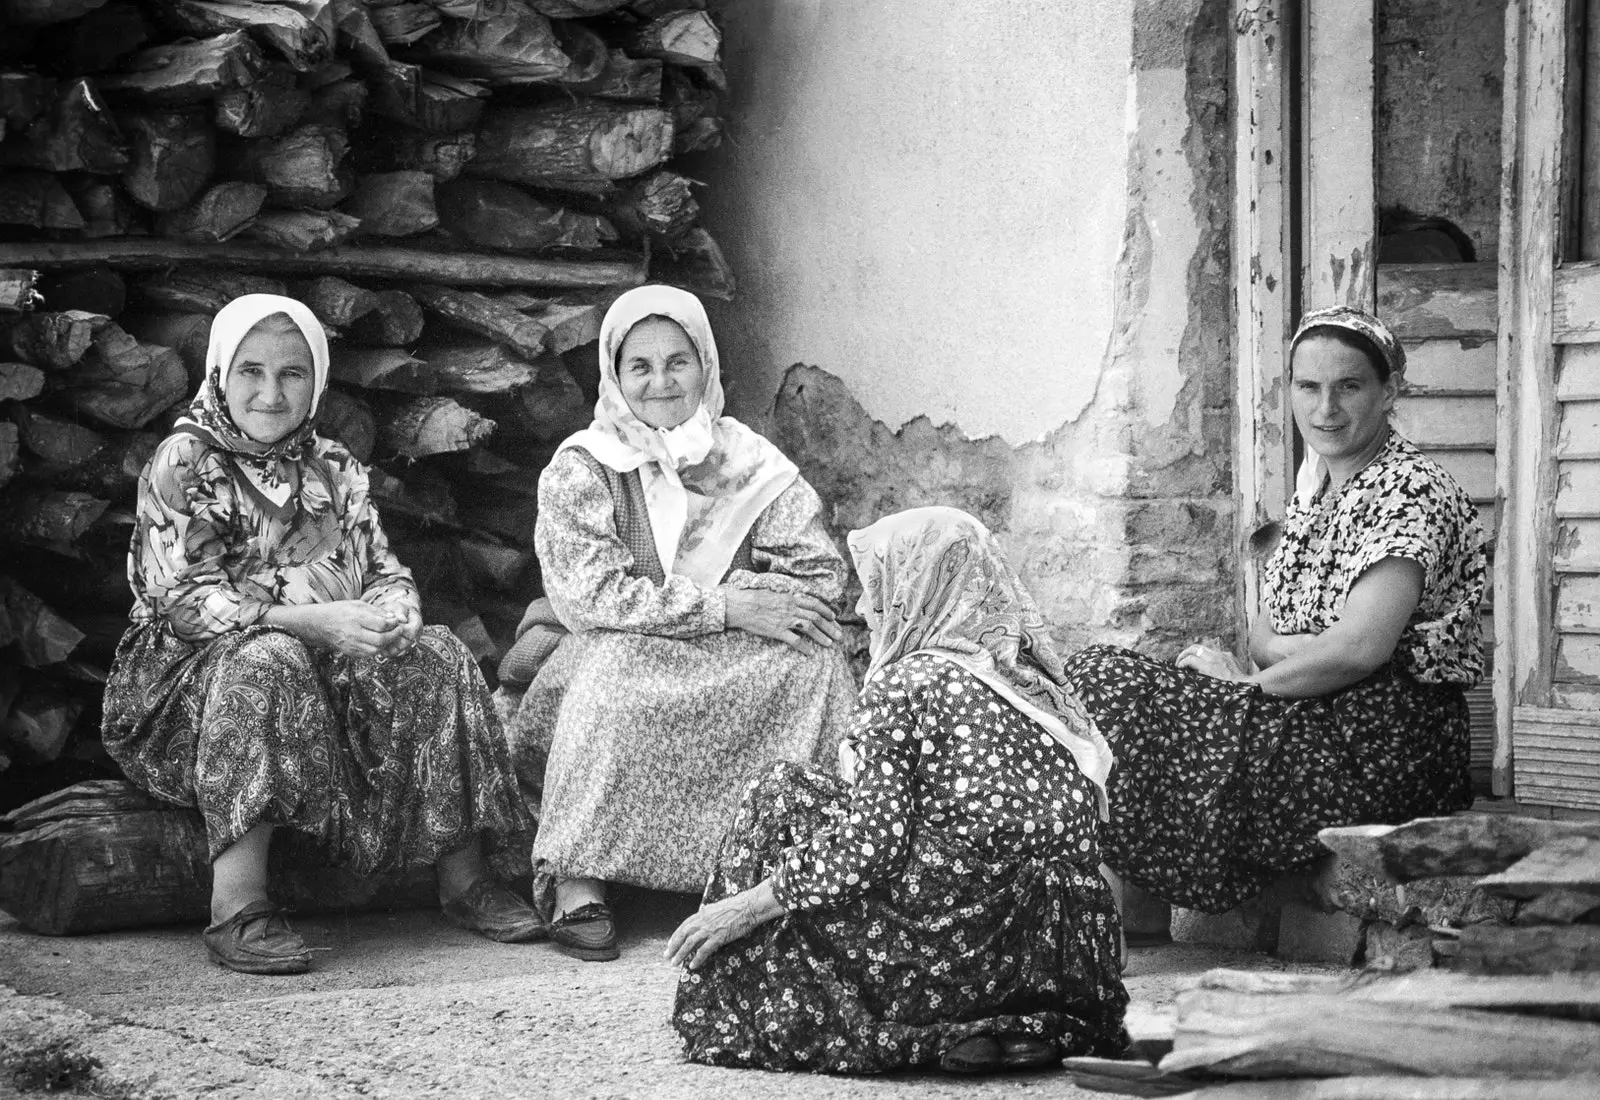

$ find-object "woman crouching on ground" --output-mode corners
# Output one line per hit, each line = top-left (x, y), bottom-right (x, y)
(667, 506), (1128, 1075)
(102, 294), (541, 974)
(1065, 305), (1487, 942)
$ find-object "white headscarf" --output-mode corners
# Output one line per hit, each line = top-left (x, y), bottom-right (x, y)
(557, 285), (798, 585)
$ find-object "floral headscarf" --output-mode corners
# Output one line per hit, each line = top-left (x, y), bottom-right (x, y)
(557, 284), (798, 585)
(1288, 306), (1405, 505)
(847, 506), (1113, 817)
(171, 293), (330, 520)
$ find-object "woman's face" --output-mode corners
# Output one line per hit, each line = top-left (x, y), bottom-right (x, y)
(225, 321), (316, 445)
(1289, 334), (1396, 466)
(617, 316), (705, 430)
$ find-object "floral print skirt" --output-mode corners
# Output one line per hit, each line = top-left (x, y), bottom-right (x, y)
(101, 621), (529, 871)
(671, 763), (1129, 1074)
(1063, 644), (1473, 913)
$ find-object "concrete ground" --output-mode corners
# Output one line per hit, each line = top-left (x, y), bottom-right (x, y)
(0, 892), (1342, 1099)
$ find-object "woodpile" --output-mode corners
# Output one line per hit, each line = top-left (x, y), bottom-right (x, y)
(0, 0), (732, 808)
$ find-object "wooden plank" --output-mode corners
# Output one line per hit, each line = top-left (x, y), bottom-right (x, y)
(1554, 685), (1600, 709)
(1302, 0), (1377, 311)
(1391, 394), (1496, 449)
(1560, 399), (1600, 459)
(1403, 337), (1498, 394)
(1558, 341), (1600, 399)
(1553, 634), (1600, 682)
(1140, 1079), (1600, 1099)
(1557, 518), (1600, 571)
(1377, 263), (1498, 338)
(1233, 0), (1295, 661)
(1430, 449), (1497, 502)
(1514, 704), (1600, 811)
(1552, 262), (1600, 342)
(1195, 967), (1600, 1010)
(1555, 459), (1600, 515)
(1557, 573), (1600, 631)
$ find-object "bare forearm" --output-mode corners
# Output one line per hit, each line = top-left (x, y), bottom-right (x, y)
(1247, 634), (1386, 697)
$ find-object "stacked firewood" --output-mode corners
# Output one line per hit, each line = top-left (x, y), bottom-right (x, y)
(0, 0), (732, 806)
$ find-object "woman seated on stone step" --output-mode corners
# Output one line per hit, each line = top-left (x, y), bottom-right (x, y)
(666, 507), (1129, 1076)
(1063, 305), (1486, 944)
(102, 293), (542, 976)
(499, 284), (856, 963)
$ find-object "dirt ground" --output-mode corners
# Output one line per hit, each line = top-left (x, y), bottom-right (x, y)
(0, 891), (1340, 1099)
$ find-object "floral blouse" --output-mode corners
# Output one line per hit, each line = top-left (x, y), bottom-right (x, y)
(1264, 432), (1486, 686)
(772, 654), (1100, 912)
(128, 431), (417, 644)
(532, 445), (847, 637)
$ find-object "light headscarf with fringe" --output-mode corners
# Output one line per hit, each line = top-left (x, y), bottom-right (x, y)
(557, 284), (797, 586)
(846, 506), (1113, 818)
(170, 293), (330, 522)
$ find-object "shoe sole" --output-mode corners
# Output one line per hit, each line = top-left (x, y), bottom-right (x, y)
(552, 939), (620, 962)
(444, 913), (550, 944)
(205, 948), (311, 975)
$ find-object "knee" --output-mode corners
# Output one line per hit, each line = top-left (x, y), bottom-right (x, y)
(230, 629), (318, 681)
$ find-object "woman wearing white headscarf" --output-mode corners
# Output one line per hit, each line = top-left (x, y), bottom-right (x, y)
(666, 507), (1128, 1075)
(503, 285), (855, 961)
(103, 294), (542, 976)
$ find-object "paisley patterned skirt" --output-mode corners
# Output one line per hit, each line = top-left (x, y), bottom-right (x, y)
(671, 763), (1129, 1074)
(1063, 644), (1473, 912)
(101, 621), (529, 870)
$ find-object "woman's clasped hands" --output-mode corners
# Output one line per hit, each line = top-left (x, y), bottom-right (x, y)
(724, 588), (843, 654)
(265, 600), (423, 659)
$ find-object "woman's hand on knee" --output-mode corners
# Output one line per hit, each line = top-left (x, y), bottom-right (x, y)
(665, 880), (785, 970)
(265, 601), (408, 658)
(724, 589), (842, 654)
(376, 605), (424, 658)
(1175, 642), (1249, 681)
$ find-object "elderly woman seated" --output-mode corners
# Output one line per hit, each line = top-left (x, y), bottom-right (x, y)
(1064, 306), (1487, 940)
(101, 295), (540, 975)
(666, 507), (1129, 1076)
(502, 285), (856, 962)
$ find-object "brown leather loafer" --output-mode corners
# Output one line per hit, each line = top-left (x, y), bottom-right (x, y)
(442, 878), (549, 944)
(998, 1033), (1060, 1070)
(549, 901), (619, 961)
(202, 900), (312, 975)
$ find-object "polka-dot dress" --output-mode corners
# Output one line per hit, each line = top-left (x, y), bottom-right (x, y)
(671, 653), (1129, 1074)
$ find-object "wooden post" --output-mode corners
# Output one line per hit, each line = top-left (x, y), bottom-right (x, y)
(1301, 0), (1377, 312)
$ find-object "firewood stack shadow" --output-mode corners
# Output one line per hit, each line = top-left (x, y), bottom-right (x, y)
(0, 0), (733, 809)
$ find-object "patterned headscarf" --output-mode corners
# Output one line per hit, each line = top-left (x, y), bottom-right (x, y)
(557, 284), (798, 585)
(1288, 306), (1404, 506)
(171, 293), (330, 519)
(847, 507), (1113, 817)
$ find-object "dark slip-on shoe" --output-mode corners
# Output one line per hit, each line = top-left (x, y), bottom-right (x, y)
(939, 1035), (1003, 1075)
(549, 901), (620, 961)
(442, 878), (549, 944)
(203, 900), (312, 975)
(998, 1033), (1061, 1070)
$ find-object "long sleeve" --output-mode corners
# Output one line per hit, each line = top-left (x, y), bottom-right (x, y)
(130, 435), (271, 644)
(349, 459), (420, 618)
(772, 668), (921, 911)
(535, 447), (725, 636)
(722, 475), (848, 605)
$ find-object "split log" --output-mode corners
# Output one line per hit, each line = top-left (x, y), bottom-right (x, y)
(412, 284), (548, 359)
(370, 1), (440, 46)
(214, 66), (308, 138)
(1458, 924), (1600, 974)
(299, 274), (376, 329)
(0, 240), (649, 288)
(137, 270), (285, 313)
(457, 488), (536, 545)
(345, 288), (423, 344)
(0, 268), (43, 313)
(313, 386), (375, 461)
(2, 682), (83, 762)
(118, 107), (215, 212)
(121, 310), (210, 384)
(652, 225), (733, 298)
(331, 345), (433, 393)
(154, 0), (334, 72)
(58, 178), (139, 238)
(0, 362), (45, 401)
(0, 79), (128, 174)
(154, 181), (266, 243)
(245, 208), (361, 251)
(0, 422), (18, 489)
(469, 100), (673, 187)
(328, 0), (386, 67)
(0, 578), (84, 666)
(473, 354), (588, 443)
(231, 122), (353, 208)
(0, 0), (109, 27)
(525, 300), (600, 353)
(629, 10), (724, 90)
(38, 267), (125, 316)
(436, 178), (614, 251)
(346, 170), (438, 237)
(459, 535), (530, 591)
(0, 171), (84, 231)
(33, 430), (158, 499)
(525, 0), (629, 15)
(354, 126), (474, 181)
(418, 340), (541, 394)
(11, 407), (105, 466)
(301, 74), (367, 130)
(565, 49), (662, 102)
(1319, 817), (1600, 882)
(380, 395), (494, 458)
(0, 487), (110, 547)
(629, 0), (706, 15)
(63, 327), (189, 429)
(33, 1), (149, 75)
(409, 0), (604, 85)
(663, 67), (720, 153)
(4, 308), (103, 369)
(0, 72), (56, 133)
(97, 31), (265, 104)
(609, 170), (697, 241)
(1481, 835), (1600, 899)
(369, 466), (457, 525)
(368, 60), (489, 133)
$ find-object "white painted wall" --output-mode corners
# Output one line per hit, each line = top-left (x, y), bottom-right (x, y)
(698, 0), (1135, 443)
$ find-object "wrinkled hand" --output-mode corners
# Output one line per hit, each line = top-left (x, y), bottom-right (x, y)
(724, 589), (843, 655)
(665, 880), (785, 971)
(376, 604), (423, 658)
(298, 601), (409, 659)
(1175, 643), (1250, 682)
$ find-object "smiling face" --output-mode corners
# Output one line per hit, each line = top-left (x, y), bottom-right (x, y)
(224, 318), (316, 445)
(616, 315), (706, 430)
(1289, 332), (1397, 472)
